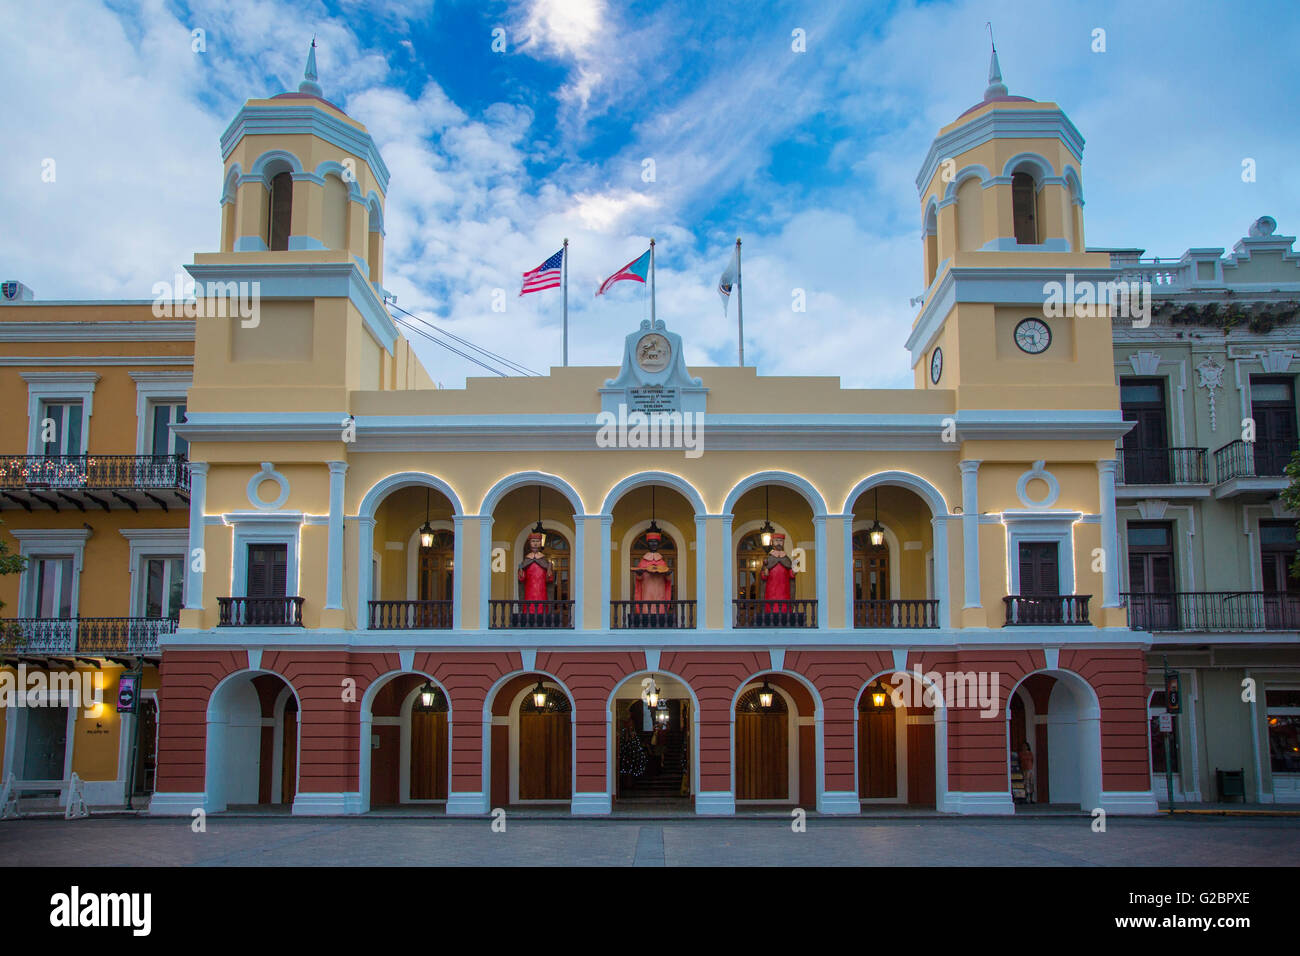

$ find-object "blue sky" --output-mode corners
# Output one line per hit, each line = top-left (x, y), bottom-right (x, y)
(1, 0), (1298, 387)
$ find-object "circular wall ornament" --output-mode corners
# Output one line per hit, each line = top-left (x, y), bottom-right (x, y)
(1015, 460), (1060, 508)
(930, 347), (943, 384)
(1013, 318), (1051, 354)
(635, 333), (672, 372)
(247, 462), (291, 510)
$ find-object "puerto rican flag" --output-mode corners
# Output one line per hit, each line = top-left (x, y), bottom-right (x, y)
(596, 249), (651, 296)
(520, 247), (564, 295)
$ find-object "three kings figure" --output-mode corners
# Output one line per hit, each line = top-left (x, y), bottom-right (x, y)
(517, 531), (554, 616)
(632, 530), (673, 615)
(761, 532), (796, 613)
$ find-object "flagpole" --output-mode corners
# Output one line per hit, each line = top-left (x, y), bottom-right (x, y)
(649, 238), (656, 324)
(562, 237), (569, 367)
(736, 237), (744, 366)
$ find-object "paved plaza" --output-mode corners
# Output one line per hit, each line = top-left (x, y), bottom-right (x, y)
(2, 813), (1297, 866)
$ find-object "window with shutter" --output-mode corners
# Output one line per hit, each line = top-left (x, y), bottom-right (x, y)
(247, 544), (288, 598)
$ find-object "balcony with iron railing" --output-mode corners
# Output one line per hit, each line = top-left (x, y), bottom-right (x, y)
(1003, 594), (1091, 626)
(1116, 444), (1208, 486)
(610, 600), (697, 629)
(0, 454), (190, 512)
(217, 596), (305, 627)
(1213, 439), (1296, 486)
(853, 599), (939, 629)
(733, 599), (818, 628)
(0, 617), (175, 657)
(1123, 591), (1300, 632)
(488, 599), (574, 629)
(368, 600), (454, 629)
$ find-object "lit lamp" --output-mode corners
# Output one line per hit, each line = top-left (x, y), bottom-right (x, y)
(871, 685), (888, 708)
(419, 488), (435, 549)
(868, 488), (885, 548)
(759, 487), (775, 550)
(758, 680), (775, 709)
(419, 681), (438, 710)
(531, 680), (548, 709)
(644, 677), (661, 709)
(655, 700), (670, 728)
(531, 487), (546, 546)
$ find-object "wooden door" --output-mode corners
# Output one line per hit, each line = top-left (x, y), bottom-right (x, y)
(906, 721), (936, 807)
(1121, 379), (1170, 483)
(1018, 543), (1060, 596)
(280, 698), (298, 804)
(1260, 521), (1300, 628)
(1251, 377), (1297, 475)
(410, 710), (448, 800)
(857, 709), (897, 798)
(518, 713), (570, 800)
(370, 725), (400, 806)
(735, 711), (788, 800)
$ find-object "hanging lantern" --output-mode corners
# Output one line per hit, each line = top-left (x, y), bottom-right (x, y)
(419, 488), (435, 549)
(419, 680), (438, 710)
(871, 685), (888, 708)
(531, 487), (547, 546)
(655, 700), (670, 727)
(531, 680), (548, 709)
(868, 487), (885, 548)
(758, 680), (775, 709)
(760, 487), (775, 549)
(642, 676), (661, 709)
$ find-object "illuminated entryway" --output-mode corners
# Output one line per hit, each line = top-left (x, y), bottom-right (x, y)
(734, 674), (815, 805)
(488, 674), (573, 805)
(364, 673), (450, 808)
(857, 676), (936, 807)
(610, 672), (695, 805)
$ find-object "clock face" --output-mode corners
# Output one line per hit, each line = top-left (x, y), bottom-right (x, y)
(1014, 318), (1052, 354)
(930, 347), (943, 384)
(636, 333), (671, 372)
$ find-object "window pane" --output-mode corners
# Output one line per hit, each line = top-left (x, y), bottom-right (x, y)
(145, 558), (165, 618)
(174, 404), (188, 457)
(1260, 522), (1298, 547)
(41, 403), (65, 455)
(1121, 384), (1162, 403)
(57, 558), (74, 618)
(152, 406), (172, 456)
(1128, 525), (1170, 547)
(167, 558), (184, 618)
(66, 404), (81, 454)
(1252, 382), (1293, 403)
(1269, 716), (1300, 773)
(1266, 689), (1300, 709)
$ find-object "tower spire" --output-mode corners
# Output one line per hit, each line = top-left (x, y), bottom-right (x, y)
(984, 24), (1007, 100)
(299, 37), (323, 97)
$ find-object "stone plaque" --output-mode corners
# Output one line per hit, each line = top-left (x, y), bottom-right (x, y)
(629, 386), (679, 413)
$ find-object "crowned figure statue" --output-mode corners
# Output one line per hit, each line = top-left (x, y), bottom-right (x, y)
(632, 530), (673, 615)
(760, 532), (796, 614)
(517, 531), (554, 616)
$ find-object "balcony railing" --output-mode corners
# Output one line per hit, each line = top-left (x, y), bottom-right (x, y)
(217, 597), (305, 627)
(1117, 445), (1208, 485)
(368, 600), (454, 629)
(1124, 591), (1300, 631)
(0, 617), (175, 656)
(488, 599), (574, 629)
(0, 455), (190, 511)
(1213, 439), (1296, 483)
(733, 599), (818, 628)
(853, 599), (939, 628)
(610, 600), (697, 629)
(1003, 594), (1091, 626)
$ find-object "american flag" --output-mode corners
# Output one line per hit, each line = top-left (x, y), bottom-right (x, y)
(520, 247), (564, 295)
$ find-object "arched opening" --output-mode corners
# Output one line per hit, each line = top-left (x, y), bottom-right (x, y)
(488, 674), (573, 805)
(204, 671), (298, 812)
(955, 175), (983, 251)
(368, 482), (458, 629)
(610, 672), (695, 806)
(610, 481), (698, 628)
(321, 173), (349, 250)
(366, 197), (384, 284)
(267, 169), (293, 251)
(857, 674), (937, 807)
(1012, 171), (1038, 244)
(1007, 671), (1102, 811)
(734, 674), (815, 805)
(923, 202), (938, 287)
(847, 481), (939, 628)
(731, 483), (815, 627)
(366, 674), (449, 808)
(489, 482), (578, 628)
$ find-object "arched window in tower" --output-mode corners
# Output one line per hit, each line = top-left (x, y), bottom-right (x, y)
(923, 203), (938, 287)
(322, 174), (348, 250)
(268, 170), (293, 251)
(1012, 172), (1037, 244)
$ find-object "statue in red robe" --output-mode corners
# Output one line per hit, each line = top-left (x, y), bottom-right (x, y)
(761, 532), (795, 613)
(632, 531), (673, 614)
(517, 532), (553, 615)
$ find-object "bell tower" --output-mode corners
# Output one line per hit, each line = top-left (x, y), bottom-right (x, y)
(906, 47), (1121, 413)
(186, 43), (428, 417)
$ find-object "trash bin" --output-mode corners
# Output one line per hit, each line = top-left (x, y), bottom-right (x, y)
(1216, 768), (1245, 802)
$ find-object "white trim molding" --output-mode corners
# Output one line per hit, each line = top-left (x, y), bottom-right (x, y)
(22, 371), (100, 455)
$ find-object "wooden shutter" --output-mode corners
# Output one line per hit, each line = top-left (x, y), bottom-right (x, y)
(247, 544), (288, 598)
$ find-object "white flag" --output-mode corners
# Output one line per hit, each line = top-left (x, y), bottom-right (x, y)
(718, 245), (739, 314)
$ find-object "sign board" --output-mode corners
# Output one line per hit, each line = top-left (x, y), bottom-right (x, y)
(1158, 713), (1173, 733)
(117, 672), (141, 714)
(628, 386), (679, 414)
(1164, 672), (1181, 714)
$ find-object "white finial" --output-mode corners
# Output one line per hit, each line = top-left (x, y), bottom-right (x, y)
(299, 38), (323, 97)
(984, 23), (1007, 100)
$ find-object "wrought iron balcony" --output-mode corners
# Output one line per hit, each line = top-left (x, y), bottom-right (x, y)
(1116, 445), (1208, 485)
(733, 599), (818, 628)
(488, 599), (574, 629)
(0, 454), (190, 512)
(1124, 591), (1300, 631)
(1213, 439), (1296, 483)
(217, 596), (305, 627)
(853, 599), (939, 628)
(368, 600), (454, 629)
(0, 617), (175, 656)
(1003, 594), (1091, 626)
(610, 600), (697, 629)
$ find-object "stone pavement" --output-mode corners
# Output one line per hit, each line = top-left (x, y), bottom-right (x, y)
(2, 814), (1298, 866)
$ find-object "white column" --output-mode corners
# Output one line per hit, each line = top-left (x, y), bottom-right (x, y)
(813, 513), (828, 628)
(932, 515), (952, 628)
(838, 514), (855, 629)
(477, 516), (494, 629)
(356, 516), (376, 629)
(572, 515), (589, 630)
(718, 514), (734, 629)
(693, 514), (709, 629)
(598, 514), (612, 629)
(184, 462), (209, 610)
(451, 515), (466, 630)
(1097, 458), (1120, 608)
(325, 461), (347, 610)
(959, 459), (981, 608)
